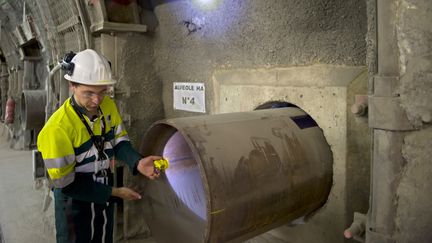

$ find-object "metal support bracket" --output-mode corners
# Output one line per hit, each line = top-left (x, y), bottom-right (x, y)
(369, 76), (414, 130)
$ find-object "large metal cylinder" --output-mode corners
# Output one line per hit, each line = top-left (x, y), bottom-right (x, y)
(140, 107), (333, 243)
(21, 90), (46, 130)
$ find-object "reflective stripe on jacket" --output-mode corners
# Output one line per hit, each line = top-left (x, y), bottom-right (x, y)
(37, 96), (129, 188)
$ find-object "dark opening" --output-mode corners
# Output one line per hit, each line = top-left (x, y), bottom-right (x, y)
(255, 101), (298, 110)
(255, 101), (318, 129)
(21, 39), (41, 57)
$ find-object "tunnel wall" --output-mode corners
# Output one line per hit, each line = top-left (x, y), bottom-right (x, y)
(395, 0), (432, 235)
(366, 0), (432, 242)
(150, 1), (369, 242)
(1, 0), (370, 242)
(1, 0), (431, 242)
(152, 0), (367, 117)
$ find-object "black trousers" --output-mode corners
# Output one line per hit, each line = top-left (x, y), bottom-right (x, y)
(72, 199), (114, 243)
(54, 190), (115, 243)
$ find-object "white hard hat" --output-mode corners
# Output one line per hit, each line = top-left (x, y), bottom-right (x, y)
(64, 49), (116, 85)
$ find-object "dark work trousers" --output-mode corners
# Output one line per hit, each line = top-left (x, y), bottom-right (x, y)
(72, 199), (114, 243)
(54, 187), (114, 242)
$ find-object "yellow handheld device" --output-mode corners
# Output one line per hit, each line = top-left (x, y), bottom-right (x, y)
(154, 159), (169, 172)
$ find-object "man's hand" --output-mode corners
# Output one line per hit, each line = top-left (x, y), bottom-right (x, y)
(111, 187), (142, 200)
(137, 155), (163, 180)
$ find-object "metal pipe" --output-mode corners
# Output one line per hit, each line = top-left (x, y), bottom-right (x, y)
(0, 62), (8, 120)
(59, 72), (69, 106)
(22, 60), (33, 90)
(15, 68), (23, 99)
(140, 107), (333, 243)
(366, 1), (407, 243)
(7, 68), (14, 98)
(45, 63), (61, 122)
(75, 0), (92, 49)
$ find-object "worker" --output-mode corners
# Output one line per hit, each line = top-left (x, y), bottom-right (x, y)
(37, 49), (161, 243)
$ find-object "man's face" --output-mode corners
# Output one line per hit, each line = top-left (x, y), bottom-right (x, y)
(71, 84), (109, 112)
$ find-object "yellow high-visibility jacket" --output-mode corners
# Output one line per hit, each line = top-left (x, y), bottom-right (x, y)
(37, 96), (141, 203)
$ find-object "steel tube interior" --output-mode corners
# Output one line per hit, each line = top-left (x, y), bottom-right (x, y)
(140, 107), (333, 243)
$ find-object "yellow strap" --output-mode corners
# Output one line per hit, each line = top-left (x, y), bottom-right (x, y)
(47, 162), (76, 179)
(210, 208), (225, 215)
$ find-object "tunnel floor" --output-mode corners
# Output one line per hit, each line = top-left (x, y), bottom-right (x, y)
(0, 125), (54, 243)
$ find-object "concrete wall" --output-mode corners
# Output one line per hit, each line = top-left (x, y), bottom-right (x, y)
(99, 33), (165, 145)
(211, 66), (369, 243)
(148, 0), (369, 242)
(152, 0), (367, 117)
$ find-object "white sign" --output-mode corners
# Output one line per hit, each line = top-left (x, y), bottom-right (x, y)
(173, 82), (206, 113)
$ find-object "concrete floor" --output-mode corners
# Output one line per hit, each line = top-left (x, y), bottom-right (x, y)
(0, 124), (55, 243)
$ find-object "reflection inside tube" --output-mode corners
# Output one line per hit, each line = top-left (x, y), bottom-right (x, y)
(163, 131), (207, 220)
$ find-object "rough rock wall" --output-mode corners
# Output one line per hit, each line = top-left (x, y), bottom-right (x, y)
(152, 0), (367, 117)
(114, 33), (165, 146)
(365, 0), (432, 242)
(398, 0), (432, 126)
(398, 127), (432, 243)
(396, 0), (432, 242)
